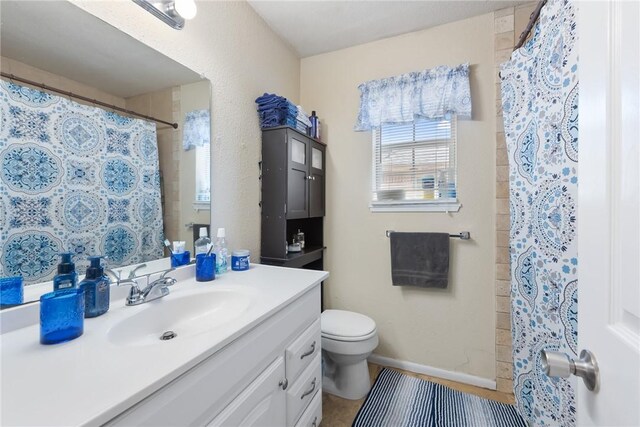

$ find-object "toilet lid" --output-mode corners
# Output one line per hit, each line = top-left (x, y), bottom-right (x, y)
(321, 309), (376, 339)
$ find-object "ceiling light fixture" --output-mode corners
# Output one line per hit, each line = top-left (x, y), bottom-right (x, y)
(132, 0), (197, 30)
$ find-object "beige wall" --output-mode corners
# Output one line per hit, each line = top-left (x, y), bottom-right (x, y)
(74, 0), (301, 257)
(1, 56), (126, 108)
(300, 14), (497, 380)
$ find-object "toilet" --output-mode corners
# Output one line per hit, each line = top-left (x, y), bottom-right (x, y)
(321, 309), (379, 400)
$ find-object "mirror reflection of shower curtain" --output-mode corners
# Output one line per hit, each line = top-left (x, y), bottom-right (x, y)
(500, 0), (579, 425)
(0, 81), (164, 285)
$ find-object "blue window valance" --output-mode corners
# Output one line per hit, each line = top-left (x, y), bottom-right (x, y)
(183, 109), (210, 150)
(354, 63), (472, 131)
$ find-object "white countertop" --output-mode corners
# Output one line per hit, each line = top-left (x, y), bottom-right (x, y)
(0, 264), (328, 426)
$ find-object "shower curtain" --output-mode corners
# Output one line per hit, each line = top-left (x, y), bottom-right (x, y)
(0, 81), (164, 285)
(500, 0), (578, 425)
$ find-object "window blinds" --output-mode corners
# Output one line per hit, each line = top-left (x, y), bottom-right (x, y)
(195, 143), (211, 202)
(372, 116), (457, 204)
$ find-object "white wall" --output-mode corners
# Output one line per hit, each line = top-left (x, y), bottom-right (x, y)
(73, 0), (300, 257)
(300, 13), (497, 380)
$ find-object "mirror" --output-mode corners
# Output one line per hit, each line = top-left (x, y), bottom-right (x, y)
(0, 1), (211, 307)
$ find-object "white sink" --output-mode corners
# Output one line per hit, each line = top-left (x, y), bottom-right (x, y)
(107, 288), (254, 347)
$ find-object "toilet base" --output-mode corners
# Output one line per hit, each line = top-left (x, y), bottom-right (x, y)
(322, 352), (372, 400)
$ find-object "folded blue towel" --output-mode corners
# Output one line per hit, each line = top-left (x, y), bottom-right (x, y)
(256, 93), (300, 129)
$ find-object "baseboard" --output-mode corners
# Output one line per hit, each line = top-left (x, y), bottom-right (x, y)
(368, 354), (497, 391)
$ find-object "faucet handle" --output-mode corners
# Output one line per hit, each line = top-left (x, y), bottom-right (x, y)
(113, 277), (144, 305)
(128, 263), (147, 279)
(155, 268), (177, 286)
(159, 268), (176, 279)
(105, 268), (122, 281)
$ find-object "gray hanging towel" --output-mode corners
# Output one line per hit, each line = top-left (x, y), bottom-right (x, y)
(389, 232), (449, 288)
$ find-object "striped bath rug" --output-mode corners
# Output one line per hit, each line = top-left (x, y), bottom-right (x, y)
(352, 368), (526, 427)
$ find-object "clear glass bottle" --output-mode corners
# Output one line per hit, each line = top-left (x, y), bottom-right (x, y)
(214, 228), (229, 274)
(194, 227), (211, 256)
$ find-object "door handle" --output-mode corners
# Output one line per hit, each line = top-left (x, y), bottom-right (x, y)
(540, 349), (599, 391)
(279, 378), (288, 390)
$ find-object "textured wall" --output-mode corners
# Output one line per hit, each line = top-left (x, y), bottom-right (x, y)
(73, 0), (300, 257)
(300, 14), (498, 381)
(0, 56), (126, 108)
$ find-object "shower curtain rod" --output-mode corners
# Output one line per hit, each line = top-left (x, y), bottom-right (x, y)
(0, 72), (179, 129)
(514, 0), (547, 51)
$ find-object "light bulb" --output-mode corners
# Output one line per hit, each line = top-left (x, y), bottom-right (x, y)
(174, 0), (197, 20)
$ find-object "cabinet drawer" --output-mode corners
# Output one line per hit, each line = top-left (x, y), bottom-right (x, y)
(294, 390), (321, 427)
(285, 319), (320, 382)
(286, 353), (321, 426)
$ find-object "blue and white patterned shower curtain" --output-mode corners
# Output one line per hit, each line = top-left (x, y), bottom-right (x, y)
(0, 81), (164, 285)
(500, 0), (578, 425)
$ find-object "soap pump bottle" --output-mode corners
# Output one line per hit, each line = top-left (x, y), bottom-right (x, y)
(214, 228), (229, 275)
(78, 256), (110, 318)
(53, 253), (78, 291)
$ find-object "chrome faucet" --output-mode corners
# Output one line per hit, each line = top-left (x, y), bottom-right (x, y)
(106, 266), (177, 306)
(140, 269), (177, 303)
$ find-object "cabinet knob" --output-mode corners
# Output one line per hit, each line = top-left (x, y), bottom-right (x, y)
(279, 378), (288, 390)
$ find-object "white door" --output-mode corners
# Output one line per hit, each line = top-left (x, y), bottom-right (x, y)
(578, 0), (640, 425)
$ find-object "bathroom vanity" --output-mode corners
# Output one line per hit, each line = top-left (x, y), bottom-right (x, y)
(0, 264), (327, 426)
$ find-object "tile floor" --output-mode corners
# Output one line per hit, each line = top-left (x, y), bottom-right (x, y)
(321, 363), (515, 427)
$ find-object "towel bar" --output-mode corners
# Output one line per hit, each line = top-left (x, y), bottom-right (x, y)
(385, 230), (471, 240)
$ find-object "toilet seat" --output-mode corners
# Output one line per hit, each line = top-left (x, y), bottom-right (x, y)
(321, 309), (376, 342)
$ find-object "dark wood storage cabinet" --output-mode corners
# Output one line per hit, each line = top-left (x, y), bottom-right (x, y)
(260, 126), (326, 269)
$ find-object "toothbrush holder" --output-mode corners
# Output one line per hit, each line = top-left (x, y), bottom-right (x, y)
(0, 276), (24, 307)
(196, 253), (216, 282)
(171, 251), (191, 268)
(40, 289), (85, 345)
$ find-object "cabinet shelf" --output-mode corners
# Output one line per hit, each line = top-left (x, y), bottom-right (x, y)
(261, 246), (325, 269)
(261, 125), (326, 146)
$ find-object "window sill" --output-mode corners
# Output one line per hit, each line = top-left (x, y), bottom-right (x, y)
(192, 202), (210, 211)
(369, 201), (461, 213)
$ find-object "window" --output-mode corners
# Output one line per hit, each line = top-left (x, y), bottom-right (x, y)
(195, 143), (210, 203)
(371, 116), (459, 212)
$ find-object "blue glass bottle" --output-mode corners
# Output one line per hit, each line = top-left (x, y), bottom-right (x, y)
(79, 256), (110, 318)
(53, 253), (77, 291)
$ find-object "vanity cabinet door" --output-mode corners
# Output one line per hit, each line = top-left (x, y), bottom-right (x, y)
(207, 356), (286, 427)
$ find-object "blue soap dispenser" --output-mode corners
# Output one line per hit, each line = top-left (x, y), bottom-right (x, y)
(53, 253), (78, 291)
(79, 256), (110, 318)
